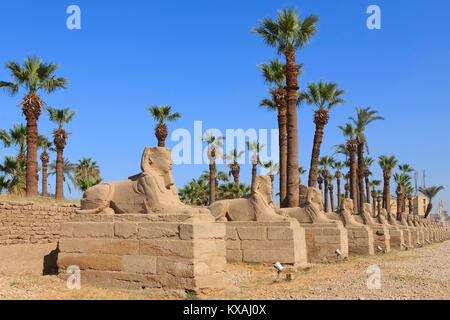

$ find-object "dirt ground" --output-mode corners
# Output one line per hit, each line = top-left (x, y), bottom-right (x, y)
(0, 241), (449, 300)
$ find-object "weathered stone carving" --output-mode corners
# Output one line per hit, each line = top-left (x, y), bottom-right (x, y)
(278, 186), (337, 224)
(77, 147), (208, 214)
(210, 175), (288, 222)
(339, 198), (364, 227)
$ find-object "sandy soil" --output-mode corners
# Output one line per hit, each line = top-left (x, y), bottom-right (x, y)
(0, 241), (449, 300)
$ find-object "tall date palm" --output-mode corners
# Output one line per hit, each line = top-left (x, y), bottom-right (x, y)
(0, 56), (69, 196)
(299, 81), (345, 188)
(253, 7), (319, 207)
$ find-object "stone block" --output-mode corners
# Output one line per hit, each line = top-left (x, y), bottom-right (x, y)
(58, 253), (122, 271)
(122, 255), (157, 274)
(236, 227), (267, 240)
(114, 222), (137, 239)
(71, 222), (114, 238)
(138, 222), (179, 239)
(59, 238), (139, 255)
(140, 239), (194, 258)
(179, 222), (225, 240)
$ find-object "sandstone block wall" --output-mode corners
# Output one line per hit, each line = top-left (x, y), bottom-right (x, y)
(57, 213), (229, 294)
(371, 225), (391, 253)
(0, 200), (78, 245)
(346, 226), (374, 256)
(302, 223), (349, 263)
(225, 220), (307, 267)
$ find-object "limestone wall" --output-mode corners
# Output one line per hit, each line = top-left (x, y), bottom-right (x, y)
(57, 213), (229, 293)
(0, 200), (78, 245)
(225, 220), (307, 267)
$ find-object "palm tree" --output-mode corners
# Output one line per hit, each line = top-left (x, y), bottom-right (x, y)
(405, 184), (414, 215)
(394, 173), (411, 219)
(319, 155), (334, 212)
(76, 176), (102, 192)
(246, 140), (265, 191)
(343, 173), (350, 199)
(38, 136), (55, 197)
(0, 56), (69, 196)
(370, 179), (382, 216)
(48, 158), (76, 195)
(338, 123), (358, 212)
(200, 131), (225, 204)
(0, 123), (27, 161)
(217, 182), (251, 200)
(328, 175), (336, 212)
(398, 164), (414, 212)
(258, 59), (303, 207)
(378, 155), (398, 213)
(333, 161), (345, 208)
(224, 149), (245, 187)
(363, 157), (374, 205)
(253, 7), (319, 207)
(0, 156), (26, 195)
(179, 178), (209, 205)
(147, 105), (181, 147)
(419, 186), (444, 219)
(299, 81), (346, 188)
(349, 107), (384, 213)
(0, 175), (10, 193)
(73, 157), (101, 180)
(46, 107), (76, 200)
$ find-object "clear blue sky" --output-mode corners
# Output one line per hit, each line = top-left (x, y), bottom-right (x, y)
(0, 1), (449, 211)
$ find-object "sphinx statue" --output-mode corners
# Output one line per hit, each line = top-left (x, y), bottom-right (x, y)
(338, 198), (365, 227)
(377, 207), (389, 225)
(210, 175), (289, 222)
(77, 147), (209, 214)
(277, 186), (338, 224)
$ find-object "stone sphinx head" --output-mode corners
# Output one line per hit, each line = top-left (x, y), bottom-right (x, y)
(252, 175), (273, 206)
(363, 203), (372, 215)
(306, 187), (324, 211)
(141, 147), (175, 189)
(341, 198), (354, 214)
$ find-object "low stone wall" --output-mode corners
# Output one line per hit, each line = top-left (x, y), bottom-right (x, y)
(346, 225), (374, 256)
(225, 220), (307, 267)
(302, 222), (349, 263)
(57, 213), (229, 294)
(0, 200), (78, 245)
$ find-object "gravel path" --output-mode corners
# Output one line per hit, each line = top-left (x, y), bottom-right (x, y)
(0, 241), (448, 300)
(212, 240), (450, 300)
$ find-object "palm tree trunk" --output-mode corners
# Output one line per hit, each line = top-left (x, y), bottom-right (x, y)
(337, 177), (341, 208)
(284, 46), (300, 208)
(329, 186), (334, 213)
(209, 162), (216, 205)
(308, 110), (328, 188)
(365, 173), (371, 205)
(251, 163), (257, 191)
(231, 162), (240, 186)
(56, 148), (64, 200)
(383, 171), (391, 213)
(424, 203), (432, 218)
(347, 141), (358, 213)
(25, 115), (39, 196)
(323, 178), (329, 212)
(357, 142), (365, 212)
(274, 89), (288, 208)
(42, 161), (48, 197)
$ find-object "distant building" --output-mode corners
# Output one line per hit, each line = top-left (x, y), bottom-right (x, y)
(390, 194), (428, 217)
(430, 201), (449, 222)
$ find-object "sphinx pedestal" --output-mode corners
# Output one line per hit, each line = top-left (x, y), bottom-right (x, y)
(302, 222), (348, 263)
(345, 225), (374, 256)
(370, 225), (391, 253)
(225, 220), (307, 267)
(387, 226), (405, 250)
(57, 213), (229, 294)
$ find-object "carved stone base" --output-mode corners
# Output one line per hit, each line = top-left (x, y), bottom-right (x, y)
(345, 226), (374, 256)
(397, 226), (413, 248)
(57, 213), (229, 294)
(302, 222), (348, 263)
(225, 220), (307, 267)
(389, 227), (405, 250)
(370, 225), (391, 253)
